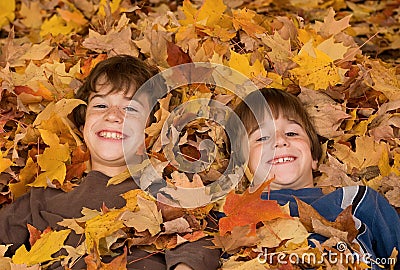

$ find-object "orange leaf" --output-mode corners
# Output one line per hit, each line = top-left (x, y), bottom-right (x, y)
(219, 181), (290, 236)
(27, 224), (51, 247)
(14, 85), (53, 101)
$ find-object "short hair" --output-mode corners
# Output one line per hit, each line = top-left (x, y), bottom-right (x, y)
(73, 55), (165, 128)
(233, 88), (322, 161)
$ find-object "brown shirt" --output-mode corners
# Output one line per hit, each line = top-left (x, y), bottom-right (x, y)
(0, 171), (220, 269)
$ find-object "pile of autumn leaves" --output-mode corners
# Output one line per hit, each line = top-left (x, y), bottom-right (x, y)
(0, 0), (399, 268)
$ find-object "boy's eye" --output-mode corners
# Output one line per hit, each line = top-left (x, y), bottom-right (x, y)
(124, 106), (138, 113)
(93, 104), (107, 109)
(256, 136), (270, 142)
(286, 132), (298, 137)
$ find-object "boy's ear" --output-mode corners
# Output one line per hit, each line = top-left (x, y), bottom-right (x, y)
(312, 159), (318, 170)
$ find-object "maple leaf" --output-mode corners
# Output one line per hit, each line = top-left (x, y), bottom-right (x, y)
(85, 246), (127, 270)
(0, 0), (15, 28)
(40, 15), (75, 37)
(12, 228), (70, 266)
(0, 150), (12, 174)
(364, 58), (400, 101)
(212, 225), (259, 253)
(119, 195), (163, 236)
(261, 31), (294, 75)
(314, 8), (352, 38)
(290, 43), (342, 90)
(232, 8), (265, 37)
(219, 181), (291, 236)
(179, 0), (226, 27)
(20, 2), (42, 29)
(85, 210), (125, 254)
(167, 41), (192, 67)
(98, 0), (122, 17)
(30, 129), (70, 187)
(257, 217), (309, 249)
(20, 41), (54, 62)
(332, 135), (387, 173)
(82, 15), (139, 56)
(298, 87), (350, 138)
(228, 50), (266, 79)
(295, 198), (358, 243)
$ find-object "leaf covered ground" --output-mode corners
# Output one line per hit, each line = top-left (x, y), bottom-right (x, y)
(0, 0), (399, 269)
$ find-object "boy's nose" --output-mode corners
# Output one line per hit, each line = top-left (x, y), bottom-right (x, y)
(274, 133), (288, 147)
(104, 106), (124, 122)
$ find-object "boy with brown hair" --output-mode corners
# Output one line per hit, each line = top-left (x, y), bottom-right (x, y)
(232, 88), (400, 269)
(0, 55), (220, 270)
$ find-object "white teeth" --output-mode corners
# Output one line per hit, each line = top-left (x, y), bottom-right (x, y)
(271, 157), (294, 164)
(99, 131), (124, 139)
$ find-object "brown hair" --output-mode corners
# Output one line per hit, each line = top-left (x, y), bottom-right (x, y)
(73, 55), (165, 128)
(233, 88), (322, 161)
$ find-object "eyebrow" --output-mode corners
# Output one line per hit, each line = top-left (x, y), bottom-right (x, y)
(286, 119), (302, 126)
(89, 94), (145, 107)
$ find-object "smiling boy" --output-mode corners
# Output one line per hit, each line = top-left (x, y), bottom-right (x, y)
(0, 55), (220, 270)
(232, 88), (400, 269)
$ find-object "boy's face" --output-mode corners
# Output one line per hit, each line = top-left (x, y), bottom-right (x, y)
(82, 77), (150, 176)
(248, 115), (317, 190)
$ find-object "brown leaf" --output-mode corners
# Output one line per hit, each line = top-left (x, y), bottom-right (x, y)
(166, 41), (192, 67)
(295, 198), (358, 242)
(212, 225), (259, 253)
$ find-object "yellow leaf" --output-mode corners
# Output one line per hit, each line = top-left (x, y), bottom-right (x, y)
(345, 109), (357, 131)
(333, 136), (387, 173)
(201, 25), (236, 42)
(98, 0), (122, 17)
(228, 50), (266, 79)
(30, 130), (70, 187)
(0, 0), (15, 28)
(378, 148), (391, 177)
(12, 229), (70, 266)
(232, 8), (265, 37)
(33, 99), (85, 127)
(39, 129), (60, 147)
(120, 196), (162, 236)
(290, 45), (341, 90)
(9, 157), (37, 198)
(0, 150), (12, 174)
(40, 15), (75, 37)
(179, 0), (226, 27)
(121, 189), (154, 211)
(391, 153), (400, 175)
(85, 210), (125, 253)
(352, 114), (377, 136)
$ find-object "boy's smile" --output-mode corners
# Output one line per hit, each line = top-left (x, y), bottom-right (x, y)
(82, 78), (149, 176)
(248, 116), (317, 190)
